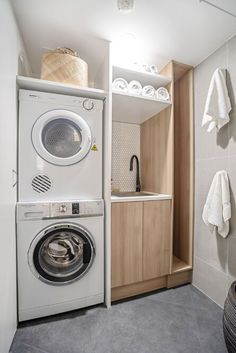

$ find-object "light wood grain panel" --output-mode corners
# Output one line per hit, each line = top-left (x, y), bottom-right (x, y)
(172, 256), (192, 273)
(140, 107), (173, 194)
(173, 67), (193, 267)
(172, 60), (192, 82)
(143, 200), (172, 280)
(111, 202), (143, 288)
(111, 276), (167, 301)
(160, 61), (173, 79)
(167, 270), (192, 288)
(140, 62), (174, 196)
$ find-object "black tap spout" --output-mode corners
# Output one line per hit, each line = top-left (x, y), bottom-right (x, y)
(130, 155), (141, 192)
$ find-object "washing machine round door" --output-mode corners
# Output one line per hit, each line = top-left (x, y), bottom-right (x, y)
(32, 110), (92, 166)
(28, 223), (95, 285)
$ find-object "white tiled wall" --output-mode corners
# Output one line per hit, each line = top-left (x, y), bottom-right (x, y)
(112, 122), (140, 192)
(193, 34), (236, 308)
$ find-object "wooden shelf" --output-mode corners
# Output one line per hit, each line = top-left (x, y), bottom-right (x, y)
(172, 256), (192, 274)
(16, 76), (108, 100)
(113, 65), (171, 89)
(112, 91), (171, 124)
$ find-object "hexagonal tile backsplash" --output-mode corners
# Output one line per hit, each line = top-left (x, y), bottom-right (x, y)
(112, 122), (140, 192)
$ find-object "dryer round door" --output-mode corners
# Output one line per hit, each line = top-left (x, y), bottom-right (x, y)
(28, 223), (95, 285)
(32, 110), (92, 166)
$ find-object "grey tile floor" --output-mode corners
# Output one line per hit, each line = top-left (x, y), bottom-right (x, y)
(10, 285), (227, 353)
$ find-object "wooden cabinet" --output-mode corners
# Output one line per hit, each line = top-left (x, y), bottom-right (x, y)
(111, 200), (172, 296)
(111, 202), (143, 288)
(143, 200), (172, 280)
(111, 61), (193, 303)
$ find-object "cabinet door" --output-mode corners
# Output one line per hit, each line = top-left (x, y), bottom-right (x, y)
(111, 202), (143, 288)
(143, 200), (172, 280)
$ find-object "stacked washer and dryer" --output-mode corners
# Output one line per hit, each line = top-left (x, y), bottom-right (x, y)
(17, 89), (105, 321)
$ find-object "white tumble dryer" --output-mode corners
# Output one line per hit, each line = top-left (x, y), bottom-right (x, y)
(16, 199), (104, 321)
(18, 90), (103, 201)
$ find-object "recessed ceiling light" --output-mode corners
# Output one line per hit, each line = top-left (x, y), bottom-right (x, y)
(117, 0), (134, 13)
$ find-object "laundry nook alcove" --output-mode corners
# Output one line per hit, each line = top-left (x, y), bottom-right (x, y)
(1, 1), (236, 352)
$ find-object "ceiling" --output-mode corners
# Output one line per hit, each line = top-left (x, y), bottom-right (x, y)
(11, 0), (236, 79)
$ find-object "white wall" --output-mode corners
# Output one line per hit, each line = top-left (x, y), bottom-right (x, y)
(193, 34), (236, 308)
(112, 122), (140, 192)
(0, 1), (31, 352)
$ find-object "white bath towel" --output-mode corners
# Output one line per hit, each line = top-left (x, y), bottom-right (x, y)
(202, 68), (231, 132)
(202, 170), (231, 238)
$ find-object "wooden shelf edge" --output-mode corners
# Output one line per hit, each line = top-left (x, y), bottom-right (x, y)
(16, 75), (108, 100)
(172, 256), (192, 274)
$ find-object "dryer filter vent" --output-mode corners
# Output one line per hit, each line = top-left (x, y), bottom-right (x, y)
(32, 175), (52, 193)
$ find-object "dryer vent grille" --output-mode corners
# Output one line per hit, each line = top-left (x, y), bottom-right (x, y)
(32, 175), (52, 193)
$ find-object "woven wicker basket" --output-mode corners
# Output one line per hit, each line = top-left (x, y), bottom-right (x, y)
(223, 281), (236, 353)
(41, 48), (88, 87)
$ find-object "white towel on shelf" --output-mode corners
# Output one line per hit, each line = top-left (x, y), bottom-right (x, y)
(202, 68), (231, 132)
(202, 170), (231, 238)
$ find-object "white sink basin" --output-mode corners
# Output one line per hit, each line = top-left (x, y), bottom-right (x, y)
(111, 191), (172, 203)
(112, 191), (158, 197)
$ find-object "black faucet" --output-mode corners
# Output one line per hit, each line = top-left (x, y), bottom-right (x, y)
(130, 155), (141, 192)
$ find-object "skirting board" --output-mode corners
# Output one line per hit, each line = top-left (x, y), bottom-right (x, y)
(167, 270), (192, 288)
(111, 270), (192, 301)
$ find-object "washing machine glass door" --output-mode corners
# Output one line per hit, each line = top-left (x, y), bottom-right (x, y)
(29, 224), (95, 285)
(32, 110), (92, 166)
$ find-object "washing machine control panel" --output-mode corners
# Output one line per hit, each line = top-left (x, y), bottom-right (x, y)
(51, 202), (72, 217)
(17, 200), (104, 221)
(51, 201), (104, 218)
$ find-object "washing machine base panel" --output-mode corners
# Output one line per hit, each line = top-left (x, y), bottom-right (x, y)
(19, 292), (104, 322)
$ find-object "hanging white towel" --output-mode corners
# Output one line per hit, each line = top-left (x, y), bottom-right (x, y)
(202, 68), (231, 132)
(202, 170), (231, 238)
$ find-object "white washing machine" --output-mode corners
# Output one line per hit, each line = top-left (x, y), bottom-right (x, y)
(18, 90), (103, 201)
(16, 200), (104, 321)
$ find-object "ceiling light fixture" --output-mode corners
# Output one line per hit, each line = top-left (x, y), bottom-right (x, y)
(117, 0), (134, 13)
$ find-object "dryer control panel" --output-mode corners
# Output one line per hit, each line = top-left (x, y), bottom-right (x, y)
(17, 200), (104, 221)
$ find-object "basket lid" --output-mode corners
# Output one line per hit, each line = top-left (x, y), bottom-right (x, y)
(54, 47), (79, 57)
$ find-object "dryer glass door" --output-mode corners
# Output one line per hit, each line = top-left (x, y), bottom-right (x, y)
(29, 224), (95, 285)
(32, 110), (92, 166)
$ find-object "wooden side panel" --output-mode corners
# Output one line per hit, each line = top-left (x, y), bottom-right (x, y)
(141, 107), (173, 194)
(143, 200), (172, 280)
(173, 69), (193, 266)
(140, 62), (174, 196)
(172, 60), (192, 82)
(111, 202), (143, 288)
